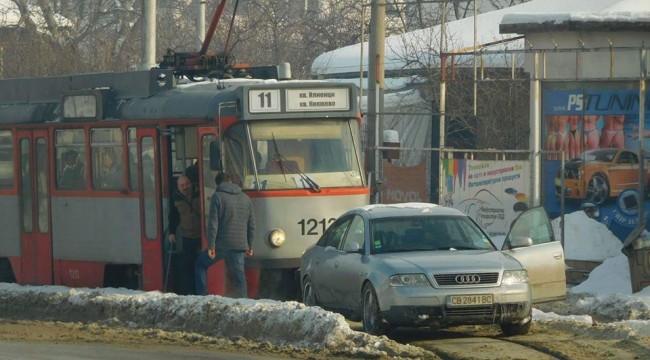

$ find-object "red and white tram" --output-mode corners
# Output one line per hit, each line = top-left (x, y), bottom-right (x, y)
(0, 68), (369, 299)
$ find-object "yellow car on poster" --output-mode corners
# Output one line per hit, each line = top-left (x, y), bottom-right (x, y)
(555, 148), (650, 205)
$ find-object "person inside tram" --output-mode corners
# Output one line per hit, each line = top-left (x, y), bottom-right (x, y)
(97, 147), (123, 190)
(185, 160), (199, 184)
(254, 150), (264, 173)
(59, 149), (85, 190)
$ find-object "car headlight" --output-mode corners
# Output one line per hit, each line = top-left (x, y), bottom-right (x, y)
(267, 229), (286, 248)
(578, 166), (584, 180)
(502, 270), (528, 285)
(389, 273), (431, 287)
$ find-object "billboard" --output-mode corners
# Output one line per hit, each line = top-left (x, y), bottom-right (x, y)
(542, 81), (650, 242)
(441, 159), (530, 237)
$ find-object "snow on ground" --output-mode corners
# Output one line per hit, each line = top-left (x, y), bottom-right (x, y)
(534, 211), (650, 336)
(0, 210), (649, 356)
(0, 283), (428, 359)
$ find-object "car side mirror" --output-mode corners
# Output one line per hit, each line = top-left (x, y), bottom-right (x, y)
(343, 241), (361, 253)
(509, 236), (533, 249)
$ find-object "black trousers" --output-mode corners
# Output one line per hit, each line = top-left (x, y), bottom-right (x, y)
(174, 236), (201, 295)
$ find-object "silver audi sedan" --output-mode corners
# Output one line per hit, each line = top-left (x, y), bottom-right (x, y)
(299, 203), (566, 336)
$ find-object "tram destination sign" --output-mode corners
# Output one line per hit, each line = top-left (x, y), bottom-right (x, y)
(248, 87), (350, 113)
(285, 88), (349, 112)
(249, 89), (281, 113)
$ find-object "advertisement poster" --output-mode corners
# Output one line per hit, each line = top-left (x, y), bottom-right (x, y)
(441, 159), (530, 237)
(542, 82), (650, 242)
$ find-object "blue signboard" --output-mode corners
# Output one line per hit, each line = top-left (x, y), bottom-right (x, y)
(542, 82), (650, 242)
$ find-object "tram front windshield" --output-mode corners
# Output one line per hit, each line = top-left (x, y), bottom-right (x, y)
(222, 119), (364, 190)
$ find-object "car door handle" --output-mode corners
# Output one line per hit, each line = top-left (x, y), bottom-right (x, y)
(553, 252), (563, 259)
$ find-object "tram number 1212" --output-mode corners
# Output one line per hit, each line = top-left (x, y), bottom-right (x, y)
(298, 218), (336, 236)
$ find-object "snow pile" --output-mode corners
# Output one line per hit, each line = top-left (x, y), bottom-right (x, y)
(0, 284), (430, 359)
(552, 211), (623, 261)
(528, 210), (650, 338)
(572, 255), (631, 294)
(571, 290), (650, 322)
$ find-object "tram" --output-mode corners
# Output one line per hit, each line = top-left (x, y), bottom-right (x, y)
(0, 67), (369, 299)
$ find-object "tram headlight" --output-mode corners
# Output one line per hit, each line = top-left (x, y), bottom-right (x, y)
(268, 229), (286, 248)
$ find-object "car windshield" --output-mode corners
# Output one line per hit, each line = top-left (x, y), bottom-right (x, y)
(370, 215), (495, 254)
(581, 149), (617, 162)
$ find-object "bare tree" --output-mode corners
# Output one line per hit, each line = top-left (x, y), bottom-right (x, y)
(1, 0), (144, 77)
(488, 0), (531, 9)
(223, 0), (368, 79)
(0, 0), (534, 81)
(381, 3), (531, 152)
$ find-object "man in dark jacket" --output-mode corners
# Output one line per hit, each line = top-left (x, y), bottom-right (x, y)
(59, 149), (85, 190)
(195, 173), (255, 297)
(169, 175), (201, 295)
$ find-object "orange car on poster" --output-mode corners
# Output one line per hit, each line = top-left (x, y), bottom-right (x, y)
(554, 148), (650, 205)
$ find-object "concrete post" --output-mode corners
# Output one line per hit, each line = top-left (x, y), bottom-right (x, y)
(140, 0), (157, 70)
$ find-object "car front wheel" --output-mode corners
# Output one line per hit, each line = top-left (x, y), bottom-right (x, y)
(302, 276), (318, 306)
(500, 313), (532, 336)
(586, 174), (609, 205)
(362, 283), (386, 335)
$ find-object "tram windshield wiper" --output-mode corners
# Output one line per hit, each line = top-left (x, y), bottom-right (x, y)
(271, 134), (321, 192)
(270, 133), (288, 179)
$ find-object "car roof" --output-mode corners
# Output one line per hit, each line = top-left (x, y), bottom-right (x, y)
(347, 202), (466, 220)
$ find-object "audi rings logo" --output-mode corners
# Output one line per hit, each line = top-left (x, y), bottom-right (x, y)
(455, 274), (481, 284)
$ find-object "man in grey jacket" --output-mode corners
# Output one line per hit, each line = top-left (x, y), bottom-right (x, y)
(195, 173), (255, 297)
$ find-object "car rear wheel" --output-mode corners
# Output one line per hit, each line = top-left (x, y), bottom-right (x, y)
(362, 283), (386, 335)
(302, 276), (318, 306)
(500, 313), (532, 336)
(586, 174), (609, 205)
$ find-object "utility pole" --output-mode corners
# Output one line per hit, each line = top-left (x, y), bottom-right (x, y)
(140, 0), (157, 70)
(197, 0), (206, 48)
(367, 0), (386, 204)
(438, 1), (447, 204)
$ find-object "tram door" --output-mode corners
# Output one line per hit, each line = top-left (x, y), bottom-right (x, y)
(197, 127), (226, 295)
(136, 128), (163, 291)
(16, 129), (52, 285)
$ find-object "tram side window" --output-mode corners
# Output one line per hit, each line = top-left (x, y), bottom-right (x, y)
(127, 128), (138, 190)
(36, 138), (49, 233)
(20, 139), (32, 232)
(56, 129), (86, 190)
(91, 128), (124, 190)
(0, 131), (13, 189)
(223, 123), (250, 186)
(202, 134), (218, 217)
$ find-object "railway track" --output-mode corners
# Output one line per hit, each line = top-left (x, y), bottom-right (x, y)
(384, 321), (650, 359)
